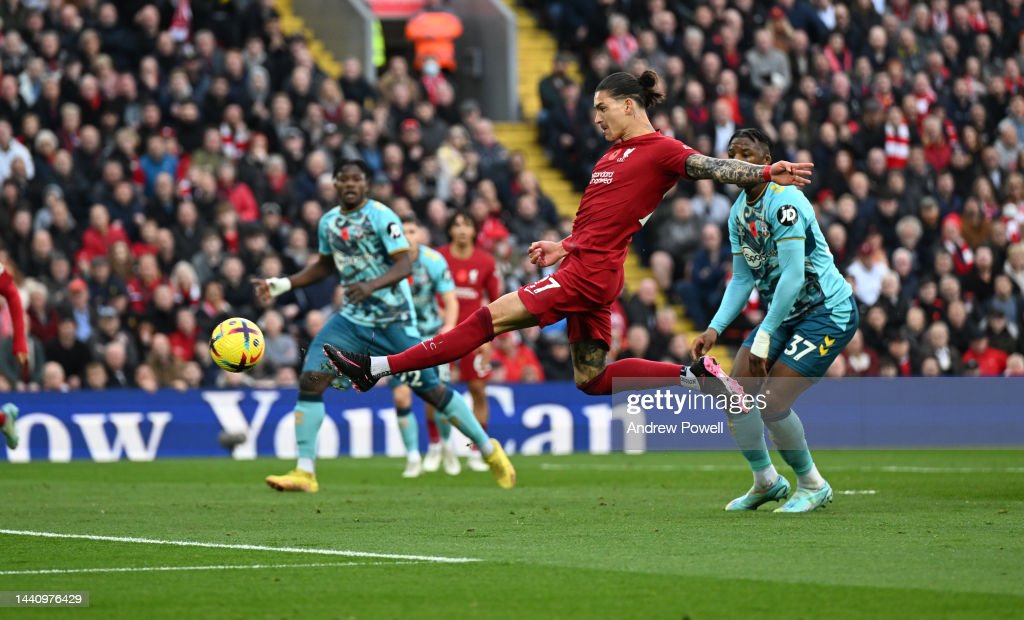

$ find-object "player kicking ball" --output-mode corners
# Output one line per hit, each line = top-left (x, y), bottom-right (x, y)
(324, 72), (812, 447)
(691, 129), (858, 513)
(390, 215), (461, 477)
(258, 160), (515, 492)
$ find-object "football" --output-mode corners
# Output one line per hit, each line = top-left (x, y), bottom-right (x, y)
(209, 317), (265, 372)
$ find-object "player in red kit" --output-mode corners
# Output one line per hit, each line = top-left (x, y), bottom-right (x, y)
(0, 263), (28, 449)
(324, 71), (812, 406)
(438, 211), (502, 472)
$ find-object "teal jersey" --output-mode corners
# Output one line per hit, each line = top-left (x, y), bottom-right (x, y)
(318, 200), (415, 327)
(728, 183), (853, 323)
(409, 246), (455, 337)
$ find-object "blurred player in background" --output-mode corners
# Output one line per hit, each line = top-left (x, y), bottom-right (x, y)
(258, 160), (515, 492)
(325, 72), (812, 443)
(439, 211), (502, 472)
(391, 215), (461, 478)
(691, 129), (858, 513)
(0, 403), (17, 449)
(0, 261), (27, 449)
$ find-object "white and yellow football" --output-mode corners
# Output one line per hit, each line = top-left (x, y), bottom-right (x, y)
(209, 317), (265, 372)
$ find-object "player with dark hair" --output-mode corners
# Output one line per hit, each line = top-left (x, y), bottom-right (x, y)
(438, 210), (502, 473)
(689, 128), (857, 512)
(258, 160), (515, 492)
(391, 214), (461, 477)
(324, 71), (812, 447)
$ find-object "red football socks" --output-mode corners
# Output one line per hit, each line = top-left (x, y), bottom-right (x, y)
(388, 307), (496, 375)
(579, 359), (682, 395)
(426, 414), (440, 444)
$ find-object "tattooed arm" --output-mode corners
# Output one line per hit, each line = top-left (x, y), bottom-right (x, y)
(685, 154), (813, 186)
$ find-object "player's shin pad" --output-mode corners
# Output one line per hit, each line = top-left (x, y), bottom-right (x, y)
(726, 408), (772, 472)
(764, 409), (814, 476)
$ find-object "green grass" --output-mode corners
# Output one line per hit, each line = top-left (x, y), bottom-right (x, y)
(2, 451), (1023, 619)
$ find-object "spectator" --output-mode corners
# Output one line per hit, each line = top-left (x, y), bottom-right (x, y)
(848, 242), (888, 305)
(624, 277), (659, 332)
(962, 328), (1008, 376)
(676, 224), (729, 330)
(0, 119), (34, 182)
(44, 316), (92, 388)
(491, 332), (544, 383)
(646, 307), (678, 362)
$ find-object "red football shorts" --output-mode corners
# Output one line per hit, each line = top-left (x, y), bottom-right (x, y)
(458, 346), (492, 382)
(517, 254), (624, 348)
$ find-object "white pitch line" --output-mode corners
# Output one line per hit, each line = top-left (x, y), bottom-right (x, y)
(0, 529), (479, 564)
(839, 490), (878, 495)
(0, 561), (422, 576)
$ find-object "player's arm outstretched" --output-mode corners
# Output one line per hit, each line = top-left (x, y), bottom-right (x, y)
(685, 155), (813, 188)
(252, 254), (335, 305)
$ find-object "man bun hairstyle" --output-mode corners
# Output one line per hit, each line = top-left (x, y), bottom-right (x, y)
(596, 70), (665, 109)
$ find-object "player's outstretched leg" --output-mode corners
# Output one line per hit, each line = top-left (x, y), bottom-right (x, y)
(765, 409), (832, 513)
(1, 403), (19, 450)
(396, 407), (422, 478)
(266, 391), (324, 493)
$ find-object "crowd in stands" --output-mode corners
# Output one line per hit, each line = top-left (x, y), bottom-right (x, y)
(531, 0), (1024, 377)
(0, 0), (582, 392)
(1, 0), (1023, 394)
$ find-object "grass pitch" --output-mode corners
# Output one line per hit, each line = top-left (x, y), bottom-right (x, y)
(2, 450), (1022, 619)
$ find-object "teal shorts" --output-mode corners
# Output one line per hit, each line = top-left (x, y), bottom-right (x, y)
(743, 295), (859, 379)
(303, 313), (444, 393)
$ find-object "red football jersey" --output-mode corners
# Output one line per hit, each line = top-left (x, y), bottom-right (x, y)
(565, 132), (697, 269)
(439, 245), (501, 323)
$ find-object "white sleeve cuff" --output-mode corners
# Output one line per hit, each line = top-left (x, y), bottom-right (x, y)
(751, 329), (772, 359)
(266, 277), (293, 298)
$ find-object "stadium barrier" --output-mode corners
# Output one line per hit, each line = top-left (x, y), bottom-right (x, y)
(2, 379), (1022, 462)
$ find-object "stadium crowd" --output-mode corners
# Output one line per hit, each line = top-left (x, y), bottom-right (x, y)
(532, 0), (1024, 377)
(0, 0), (1023, 394)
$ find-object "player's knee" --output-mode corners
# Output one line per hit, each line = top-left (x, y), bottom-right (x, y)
(393, 390), (413, 410)
(415, 385), (449, 409)
(759, 392), (794, 419)
(575, 370), (607, 395)
(298, 372), (329, 394)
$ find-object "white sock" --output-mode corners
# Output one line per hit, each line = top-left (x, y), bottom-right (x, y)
(370, 356), (391, 376)
(478, 440), (495, 457)
(797, 464), (826, 490)
(753, 464), (779, 490)
(297, 457), (315, 474)
(407, 452), (421, 462)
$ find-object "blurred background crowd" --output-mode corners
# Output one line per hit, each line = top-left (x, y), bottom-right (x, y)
(0, 0), (1022, 393)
